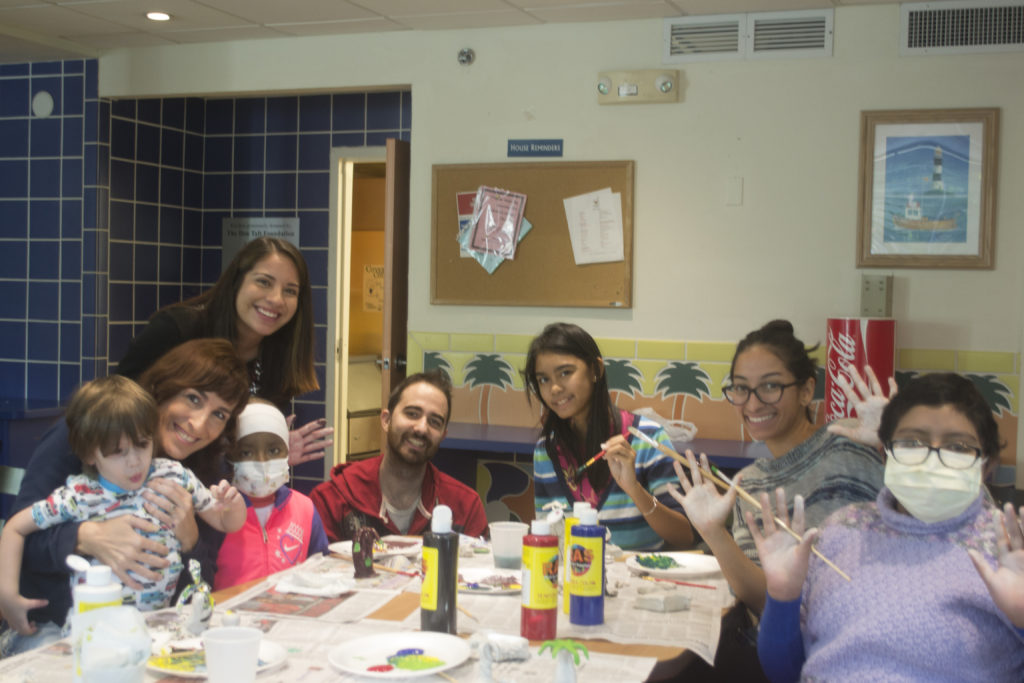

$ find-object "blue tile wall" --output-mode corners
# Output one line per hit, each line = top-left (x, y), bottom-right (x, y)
(1, 63), (410, 491)
(0, 59), (102, 403)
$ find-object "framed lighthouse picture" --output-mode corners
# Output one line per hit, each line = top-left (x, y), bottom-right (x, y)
(856, 108), (998, 269)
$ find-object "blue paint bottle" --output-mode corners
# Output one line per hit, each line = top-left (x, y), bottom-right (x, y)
(568, 507), (605, 625)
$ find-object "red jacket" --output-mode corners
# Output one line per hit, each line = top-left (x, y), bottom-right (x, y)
(310, 454), (488, 542)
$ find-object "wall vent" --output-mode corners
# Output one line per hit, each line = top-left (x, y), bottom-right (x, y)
(901, 1), (1024, 55)
(664, 10), (832, 63)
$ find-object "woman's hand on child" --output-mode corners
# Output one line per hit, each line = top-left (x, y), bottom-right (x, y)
(143, 478), (198, 551)
(825, 365), (897, 449)
(287, 416), (334, 466)
(78, 516), (170, 590)
(668, 451), (735, 537)
(968, 503), (1024, 628)
(745, 489), (818, 603)
(0, 591), (49, 636)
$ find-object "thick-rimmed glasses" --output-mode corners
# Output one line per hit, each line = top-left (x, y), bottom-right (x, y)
(723, 381), (799, 406)
(884, 440), (983, 470)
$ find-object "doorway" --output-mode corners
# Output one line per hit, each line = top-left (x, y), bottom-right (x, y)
(325, 141), (410, 474)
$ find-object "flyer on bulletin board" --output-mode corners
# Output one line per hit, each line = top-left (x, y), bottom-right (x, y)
(469, 186), (527, 259)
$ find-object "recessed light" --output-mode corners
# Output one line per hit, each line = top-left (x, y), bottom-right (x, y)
(146, 11), (171, 21)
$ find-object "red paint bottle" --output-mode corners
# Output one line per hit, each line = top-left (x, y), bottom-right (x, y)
(520, 518), (559, 641)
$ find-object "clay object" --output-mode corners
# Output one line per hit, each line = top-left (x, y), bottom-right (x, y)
(175, 559), (213, 634)
(635, 593), (691, 613)
(353, 526), (380, 578)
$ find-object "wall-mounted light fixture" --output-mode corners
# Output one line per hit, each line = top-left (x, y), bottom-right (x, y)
(597, 70), (680, 105)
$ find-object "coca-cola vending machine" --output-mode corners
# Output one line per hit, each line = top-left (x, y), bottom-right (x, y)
(825, 317), (896, 423)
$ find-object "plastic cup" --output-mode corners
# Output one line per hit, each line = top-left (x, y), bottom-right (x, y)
(202, 626), (261, 683)
(489, 521), (528, 569)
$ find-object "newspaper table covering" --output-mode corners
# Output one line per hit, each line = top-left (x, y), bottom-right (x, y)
(0, 610), (657, 682)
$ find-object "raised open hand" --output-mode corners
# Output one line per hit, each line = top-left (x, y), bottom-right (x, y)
(667, 450), (735, 536)
(968, 503), (1024, 628)
(745, 488), (818, 602)
(826, 365), (898, 448)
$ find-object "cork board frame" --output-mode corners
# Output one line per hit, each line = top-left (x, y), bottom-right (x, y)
(430, 161), (634, 307)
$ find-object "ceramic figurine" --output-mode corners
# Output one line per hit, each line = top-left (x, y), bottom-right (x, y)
(353, 525), (380, 578)
(175, 560), (213, 635)
(539, 639), (589, 683)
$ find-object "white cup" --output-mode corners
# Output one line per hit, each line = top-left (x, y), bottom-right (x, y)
(202, 626), (262, 683)
(489, 521), (529, 569)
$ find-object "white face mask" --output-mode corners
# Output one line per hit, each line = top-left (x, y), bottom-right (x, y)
(233, 459), (290, 498)
(884, 455), (982, 524)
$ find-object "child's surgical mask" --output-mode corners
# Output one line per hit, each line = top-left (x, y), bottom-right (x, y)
(232, 403), (292, 498)
(233, 458), (290, 498)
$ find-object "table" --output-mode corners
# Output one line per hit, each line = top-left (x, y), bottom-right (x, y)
(0, 547), (732, 682)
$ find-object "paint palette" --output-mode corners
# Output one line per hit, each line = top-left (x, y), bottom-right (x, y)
(328, 535), (423, 559)
(328, 631), (471, 678)
(626, 552), (722, 580)
(458, 567), (522, 594)
(146, 639), (287, 678)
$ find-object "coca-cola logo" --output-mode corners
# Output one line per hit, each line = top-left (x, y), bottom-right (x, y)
(826, 329), (857, 420)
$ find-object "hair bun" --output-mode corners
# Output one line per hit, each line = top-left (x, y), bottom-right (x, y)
(761, 319), (795, 336)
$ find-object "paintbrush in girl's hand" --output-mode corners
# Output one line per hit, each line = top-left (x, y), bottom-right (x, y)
(573, 445), (608, 483)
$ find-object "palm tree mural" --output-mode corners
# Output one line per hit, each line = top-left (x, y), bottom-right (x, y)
(966, 373), (1013, 416)
(605, 358), (644, 402)
(423, 351), (453, 383)
(655, 361), (711, 421)
(464, 353), (515, 422)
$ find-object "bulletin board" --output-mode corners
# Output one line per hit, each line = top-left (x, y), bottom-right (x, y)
(431, 161), (634, 308)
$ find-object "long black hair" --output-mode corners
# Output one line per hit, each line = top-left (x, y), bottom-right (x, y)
(524, 322), (619, 491)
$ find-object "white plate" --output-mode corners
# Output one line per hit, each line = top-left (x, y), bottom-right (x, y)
(328, 535), (423, 559)
(626, 552), (722, 580)
(146, 638), (287, 679)
(327, 631), (470, 679)
(458, 567), (521, 594)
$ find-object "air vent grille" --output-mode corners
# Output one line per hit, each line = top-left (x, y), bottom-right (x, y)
(902, 1), (1024, 55)
(752, 17), (829, 52)
(664, 10), (832, 63)
(668, 20), (742, 56)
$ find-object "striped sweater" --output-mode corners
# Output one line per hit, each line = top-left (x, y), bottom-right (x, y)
(532, 412), (684, 550)
(730, 425), (884, 564)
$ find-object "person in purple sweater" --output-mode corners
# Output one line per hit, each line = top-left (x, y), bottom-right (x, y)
(750, 373), (1024, 682)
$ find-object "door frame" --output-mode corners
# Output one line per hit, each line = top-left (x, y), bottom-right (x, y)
(326, 146), (385, 474)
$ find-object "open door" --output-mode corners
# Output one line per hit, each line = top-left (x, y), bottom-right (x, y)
(381, 138), (410, 405)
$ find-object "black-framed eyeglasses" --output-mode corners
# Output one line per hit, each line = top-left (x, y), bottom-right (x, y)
(723, 381), (799, 406)
(884, 439), (983, 470)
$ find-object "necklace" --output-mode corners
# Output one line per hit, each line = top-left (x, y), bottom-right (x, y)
(249, 358), (262, 396)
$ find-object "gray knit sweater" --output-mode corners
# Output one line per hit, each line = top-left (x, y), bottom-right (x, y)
(731, 426), (884, 564)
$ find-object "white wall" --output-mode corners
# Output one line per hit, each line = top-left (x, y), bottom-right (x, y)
(100, 5), (1023, 349)
(99, 5), (1024, 478)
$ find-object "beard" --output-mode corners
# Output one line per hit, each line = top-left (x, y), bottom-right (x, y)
(386, 428), (438, 466)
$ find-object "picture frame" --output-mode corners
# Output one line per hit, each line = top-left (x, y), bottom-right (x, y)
(856, 108), (998, 269)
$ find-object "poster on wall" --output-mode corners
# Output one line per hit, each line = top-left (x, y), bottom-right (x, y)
(363, 265), (384, 312)
(222, 217), (300, 269)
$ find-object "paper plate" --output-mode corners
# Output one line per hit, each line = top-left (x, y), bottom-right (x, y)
(458, 567), (522, 594)
(328, 535), (423, 559)
(146, 638), (287, 679)
(626, 552), (722, 580)
(328, 631), (470, 679)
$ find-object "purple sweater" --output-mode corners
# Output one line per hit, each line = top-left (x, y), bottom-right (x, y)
(758, 488), (1024, 682)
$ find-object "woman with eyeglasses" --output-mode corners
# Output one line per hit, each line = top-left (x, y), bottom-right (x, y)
(668, 320), (884, 612)
(750, 372), (1024, 681)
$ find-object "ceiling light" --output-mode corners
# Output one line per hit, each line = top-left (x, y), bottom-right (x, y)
(146, 11), (171, 22)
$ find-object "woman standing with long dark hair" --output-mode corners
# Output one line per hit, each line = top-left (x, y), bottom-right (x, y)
(116, 237), (331, 464)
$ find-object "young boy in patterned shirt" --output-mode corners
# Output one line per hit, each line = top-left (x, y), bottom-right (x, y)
(0, 375), (245, 636)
